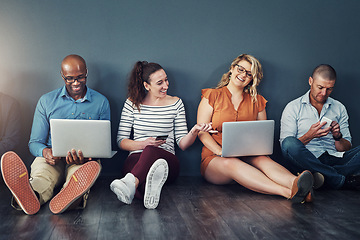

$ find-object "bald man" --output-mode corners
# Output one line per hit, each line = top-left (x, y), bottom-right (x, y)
(280, 64), (360, 191)
(1, 55), (111, 215)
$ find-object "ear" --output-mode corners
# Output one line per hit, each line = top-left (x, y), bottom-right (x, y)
(309, 77), (313, 86)
(143, 81), (149, 91)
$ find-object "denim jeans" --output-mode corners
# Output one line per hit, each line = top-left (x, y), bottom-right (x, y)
(281, 136), (360, 189)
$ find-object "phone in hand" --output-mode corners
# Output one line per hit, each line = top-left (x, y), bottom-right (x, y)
(156, 135), (168, 141)
(321, 117), (332, 129)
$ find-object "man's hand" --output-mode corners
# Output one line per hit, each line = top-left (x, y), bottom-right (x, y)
(42, 148), (62, 165)
(66, 149), (92, 165)
(299, 121), (331, 145)
(330, 121), (342, 139)
(309, 121), (331, 138)
(329, 120), (351, 151)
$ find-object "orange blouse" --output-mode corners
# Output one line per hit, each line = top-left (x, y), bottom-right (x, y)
(200, 86), (267, 176)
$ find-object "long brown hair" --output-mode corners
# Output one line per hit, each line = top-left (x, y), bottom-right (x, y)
(127, 61), (163, 111)
(217, 54), (263, 103)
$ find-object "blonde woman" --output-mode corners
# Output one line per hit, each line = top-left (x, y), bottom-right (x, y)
(197, 54), (314, 203)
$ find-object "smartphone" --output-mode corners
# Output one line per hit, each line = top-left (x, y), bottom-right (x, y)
(321, 117), (332, 129)
(156, 135), (168, 141)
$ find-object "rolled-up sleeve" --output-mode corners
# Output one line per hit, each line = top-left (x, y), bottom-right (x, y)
(338, 104), (351, 144)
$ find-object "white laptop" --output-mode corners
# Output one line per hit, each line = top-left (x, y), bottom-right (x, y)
(50, 119), (117, 158)
(221, 120), (274, 157)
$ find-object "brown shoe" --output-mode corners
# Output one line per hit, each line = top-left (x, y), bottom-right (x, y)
(304, 188), (314, 203)
(1, 151), (40, 215)
(290, 170), (314, 203)
(49, 161), (101, 214)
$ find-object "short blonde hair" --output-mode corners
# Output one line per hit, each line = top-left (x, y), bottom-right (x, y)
(217, 54), (263, 103)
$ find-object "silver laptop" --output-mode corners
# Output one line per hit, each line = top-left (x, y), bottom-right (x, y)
(50, 119), (117, 158)
(221, 120), (274, 157)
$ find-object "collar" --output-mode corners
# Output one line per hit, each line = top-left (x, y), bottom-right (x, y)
(301, 90), (332, 108)
(60, 86), (91, 103)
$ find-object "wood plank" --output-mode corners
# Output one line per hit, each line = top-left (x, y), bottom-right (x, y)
(1, 177), (360, 240)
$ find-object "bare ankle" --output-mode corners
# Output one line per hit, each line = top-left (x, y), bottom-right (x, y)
(135, 177), (139, 188)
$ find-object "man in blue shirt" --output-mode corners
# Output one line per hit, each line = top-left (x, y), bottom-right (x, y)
(1, 54), (110, 215)
(280, 64), (360, 190)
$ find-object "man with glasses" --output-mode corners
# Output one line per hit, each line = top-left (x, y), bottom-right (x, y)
(1, 54), (110, 215)
(280, 64), (360, 191)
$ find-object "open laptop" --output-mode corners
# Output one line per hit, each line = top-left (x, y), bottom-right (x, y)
(50, 119), (117, 158)
(221, 120), (274, 157)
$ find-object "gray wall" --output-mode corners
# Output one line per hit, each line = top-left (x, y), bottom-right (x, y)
(1, 0), (360, 176)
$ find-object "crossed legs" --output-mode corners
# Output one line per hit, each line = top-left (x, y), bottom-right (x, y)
(110, 146), (179, 208)
(204, 155), (297, 199)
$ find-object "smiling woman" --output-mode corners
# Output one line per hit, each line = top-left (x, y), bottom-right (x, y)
(216, 54), (263, 104)
(110, 61), (213, 209)
(197, 54), (315, 204)
(143, 69), (169, 101)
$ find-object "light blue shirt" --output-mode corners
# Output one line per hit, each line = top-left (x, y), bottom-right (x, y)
(280, 90), (351, 158)
(28, 86), (111, 157)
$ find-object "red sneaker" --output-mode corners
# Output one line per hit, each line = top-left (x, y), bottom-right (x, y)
(49, 161), (101, 214)
(1, 151), (40, 215)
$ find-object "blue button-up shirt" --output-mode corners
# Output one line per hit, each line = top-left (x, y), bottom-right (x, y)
(280, 90), (351, 158)
(29, 86), (111, 157)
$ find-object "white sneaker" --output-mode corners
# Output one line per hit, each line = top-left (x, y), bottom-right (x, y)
(144, 159), (168, 209)
(110, 173), (136, 204)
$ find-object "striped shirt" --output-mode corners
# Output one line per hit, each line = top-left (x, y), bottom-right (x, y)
(117, 98), (188, 155)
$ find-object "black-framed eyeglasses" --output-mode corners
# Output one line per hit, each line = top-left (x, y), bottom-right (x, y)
(235, 65), (252, 79)
(61, 71), (88, 83)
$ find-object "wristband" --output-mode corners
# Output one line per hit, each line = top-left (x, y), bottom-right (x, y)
(333, 133), (342, 141)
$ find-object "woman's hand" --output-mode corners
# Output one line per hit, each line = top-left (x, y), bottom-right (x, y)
(194, 123), (221, 155)
(142, 137), (166, 149)
(190, 122), (214, 135)
(178, 122), (214, 151)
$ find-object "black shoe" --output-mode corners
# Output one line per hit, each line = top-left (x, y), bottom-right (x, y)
(343, 175), (360, 190)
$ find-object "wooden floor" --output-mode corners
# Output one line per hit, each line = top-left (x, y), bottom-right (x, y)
(1, 176), (360, 240)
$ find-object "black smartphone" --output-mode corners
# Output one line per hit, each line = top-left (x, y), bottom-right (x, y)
(156, 135), (168, 140)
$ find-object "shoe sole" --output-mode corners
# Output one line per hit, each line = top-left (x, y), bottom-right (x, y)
(49, 161), (101, 214)
(1, 151), (40, 215)
(144, 159), (168, 209)
(291, 171), (314, 203)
